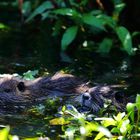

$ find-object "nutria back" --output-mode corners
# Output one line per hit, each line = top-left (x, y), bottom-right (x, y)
(0, 73), (89, 112)
(28, 72), (89, 94)
(0, 73), (127, 114)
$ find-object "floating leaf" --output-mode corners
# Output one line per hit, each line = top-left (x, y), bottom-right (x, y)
(116, 26), (134, 55)
(50, 117), (69, 125)
(82, 14), (105, 31)
(61, 26), (78, 51)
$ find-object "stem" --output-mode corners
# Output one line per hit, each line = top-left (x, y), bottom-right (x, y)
(135, 109), (140, 140)
(18, 0), (24, 24)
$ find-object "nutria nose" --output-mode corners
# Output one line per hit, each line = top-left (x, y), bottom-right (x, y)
(82, 92), (91, 100)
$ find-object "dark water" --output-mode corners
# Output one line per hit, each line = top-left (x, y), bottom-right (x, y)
(0, 56), (40, 74)
(0, 113), (62, 139)
(0, 55), (140, 139)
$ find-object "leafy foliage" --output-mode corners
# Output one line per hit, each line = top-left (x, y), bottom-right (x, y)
(23, 0), (138, 64)
(26, 1), (54, 22)
(55, 95), (140, 139)
(61, 26), (78, 51)
(0, 0), (140, 71)
(116, 26), (134, 55)
(23, 70), (38, 80)
(0, 0), (140, 139)
(1, 94), (140, 139)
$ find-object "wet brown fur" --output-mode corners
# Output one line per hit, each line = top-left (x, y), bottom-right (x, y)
(0, 73), (127, 113)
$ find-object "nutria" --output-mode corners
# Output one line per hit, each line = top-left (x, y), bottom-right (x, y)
(81, 85), (127, 112)
(0, 73), (89, 113)
(0, 73), (127, 114)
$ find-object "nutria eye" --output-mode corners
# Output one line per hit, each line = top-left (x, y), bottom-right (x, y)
(17, 82), (25, 92)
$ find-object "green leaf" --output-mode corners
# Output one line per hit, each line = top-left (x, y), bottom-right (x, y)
(97, 126), (112, 138)
(98, 38), (113, 54)
(61, 26), (78, 51)
(136, 94), (140, 104)
(23, 138), (38, 140)
(26, 1), (54, 22)
(41, 11), (50, 20)
(131, 133), (140, 138)
(23, 70), (38, 80)
(22, 1), (31, 16)
(136, 94), (140, 110)
(85, 123), (100, 132)
(0, 23), (8, 30)
(120, 119), (130, 135)
(0, 23), (5, 29)
(114, 2), (125, 15)
(114, 112), (126, 122)
(82, 14), (105, 31)
(94, 132), (104, 140)
(0, 126), (10, 140)
(132, 31), (140, 37)
(52, 8), (80, 17)
(62, 106), (66, 112)
(101, 118), (116, 127)
(85, 123), (112, 138)
(126, 103), (135, 123)
(111, 127), (120, 133)
(99, 14), (117, 29)
(116, 26), (134, 55)
(49, 117), (69, 125)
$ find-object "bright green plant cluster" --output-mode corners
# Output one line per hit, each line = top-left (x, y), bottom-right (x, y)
(0, 94), (140, 139)
(56, 94), (140, 140)
(24, 0), (136, 62)
(23, 70), (39, 80)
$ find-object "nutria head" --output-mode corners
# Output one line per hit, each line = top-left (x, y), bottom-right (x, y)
(80, 87), (104, 112)
(81, 86), (126, 113)
(0, 75), (29, 105)
(0, 73), (127, 114)
(0, 76), (25, 94)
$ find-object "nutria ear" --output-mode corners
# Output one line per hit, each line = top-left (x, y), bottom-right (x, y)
(17, 82), (25, 92)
